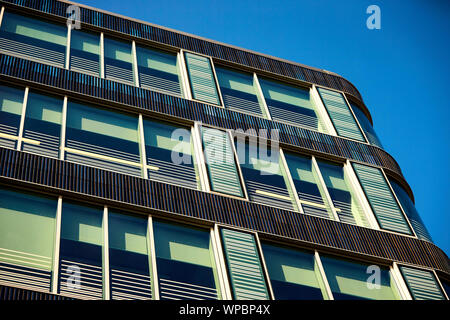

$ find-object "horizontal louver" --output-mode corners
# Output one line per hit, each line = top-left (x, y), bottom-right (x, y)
(0, 261), (51, 293)
(202, 128), (243, 197)
(317, 88), (365, 142)
(184, 53), (220, 105)
(400, 266), (446, 300)
(221, 229), (269, 300)
(352, 163), (412, 235)
(70, 49), (100, 77)
(59, 259), (103, 300)
(110, 268), (152, 300)
(159, 278), (218, 300)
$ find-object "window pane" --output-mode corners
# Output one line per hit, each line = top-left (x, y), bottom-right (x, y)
(400, 266), (446, 300)
(65, 101), (141, 176)
(202, 127), (243, 197)
(350, 103), (383, 148)
(284, 152), (333, 219)
(137, 46), (182, 96)
(0, 12), (66, 66)
(144, 119), (199, 189)
(70, 30), (100, 77)
(184, 52), (220, 105)
(108, 212), (152, 300)
(321, 256), (401, 300)
(317, 87), (365, 142)
(259, 78), (324, 132)
(22, 91), (63, 158)
(389, 179), (432, 242)
(236, 140), (297, 210)
(59, 201), (103, 299)
(216, 67), (265, 117)
(317, 161), (368, 226)
(104, 37), (134, 84)
(261, 243), (328, 300)
(153, 220), (220, 300)
(0, 187), (56, 291)
(0, 84), (24, 149)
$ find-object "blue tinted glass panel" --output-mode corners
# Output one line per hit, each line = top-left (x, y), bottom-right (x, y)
(0, 12), (66, 67)
(0, 84), (24, 149)
(59, 202), (103, 299)
(153, 220), (219, 300)
(350, 103), (383, 148)
(104, 37), (134, 84)
(70, 30), (100, 76)
(22, 92), (63, 158)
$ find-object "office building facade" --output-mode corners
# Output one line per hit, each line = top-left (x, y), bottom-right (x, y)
(0, 0), (448, 300)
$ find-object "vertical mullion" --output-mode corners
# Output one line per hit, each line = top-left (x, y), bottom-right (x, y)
(102, 206), (110, 300)
(132, 40), (139, 87)
(311, 85), (336, 135)
(314, 251), (334, 300)
(344, 160), (380, 229)
(341, 93), (370, 144)
(253, 73), (272, 120)
(311, 156), (340, 222)
(178, 50), (192, 100)
(59, 96), (68, 160)
(51, 196), (63, 294)
(65, 25), (71, 70)
(433, 270), (449, 300)
(138, 114), (148, 179)
(253, 233), (275, 300)
(147, 216), (160, 300)
(209, 58), (224, 107)
(100, 32), (105, 78)
(193, 122), (210, 192)
(211, 225), (232, 300)
(279, 148), (303, 213)
(0, 7), (5, 28)
(16, 87), (29, 151)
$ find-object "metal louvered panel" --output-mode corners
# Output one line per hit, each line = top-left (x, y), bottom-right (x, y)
(221, 229), (269, 300)
(0, 284), (73, 300)
(159, 278), (218, 300)
(0, 262), (51, 292)
(400, 266), (446, 300)
(110, 268), (152, 300)
(70, 50), (100, 77)
(246, 180), (294, 211)
(352, 163), (412, 235)
(184, 53), (220, 105)
(59, 259), (103, 300)
(104, 58), (134, 85)
(221, 87), (263, 117)
(202, 128), (243, 197)
(317, 88), (365, 142)
(22, 130), (60, 159)
(0, 147), (448, 274)
(139, 67), (182, 97)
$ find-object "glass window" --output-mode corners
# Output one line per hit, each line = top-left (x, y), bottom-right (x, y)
(400, 266), (446, 300)
(259, 78), (325, 132)
(261, 243), (328, 300)
(65, 101), (142, 176)
(153, 220), (220, 300)
(317, 160), (368, 226)
(0, 187), (57, 292)
(22, 91), (63, 158)
(0, 12), (66, 67)
(137, 46), (182, 96)
(104, 37), (135, 84)
(59, 201), (104, 299)
(143, 119), (199, 189)
(70, 29), (100, 77)
(439, 278), (450, 299)
(202, 127), (244, 197)
(350, 103), (383, 148)
(216, 67), (266, 117)
(320, 256), (401, 300)
(108, 211), (152, 300)
(235, 140), (297, 211)
(0, 84), (24, 149)
(389, 179), (432, 242)
(184, 52), (221, 105)
(284, 152), (333, 219)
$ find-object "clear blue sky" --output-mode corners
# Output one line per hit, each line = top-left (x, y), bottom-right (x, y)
(77, 0), (449, 255)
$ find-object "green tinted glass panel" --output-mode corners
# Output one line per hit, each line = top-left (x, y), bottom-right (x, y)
(61, 203), (103, 246)
(350, 103), (383, 148)
(261, 243), (328, 300)
(321, 256), (401, 300)
(0, 84), (24, 115)
(0, 187), (56, 270)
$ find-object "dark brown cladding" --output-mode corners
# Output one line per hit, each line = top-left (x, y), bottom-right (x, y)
(0, 285), (73, 300)
(0, 147), (448, 275)
(0, 53), (413, 201)
(0, 0), (372, 121)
